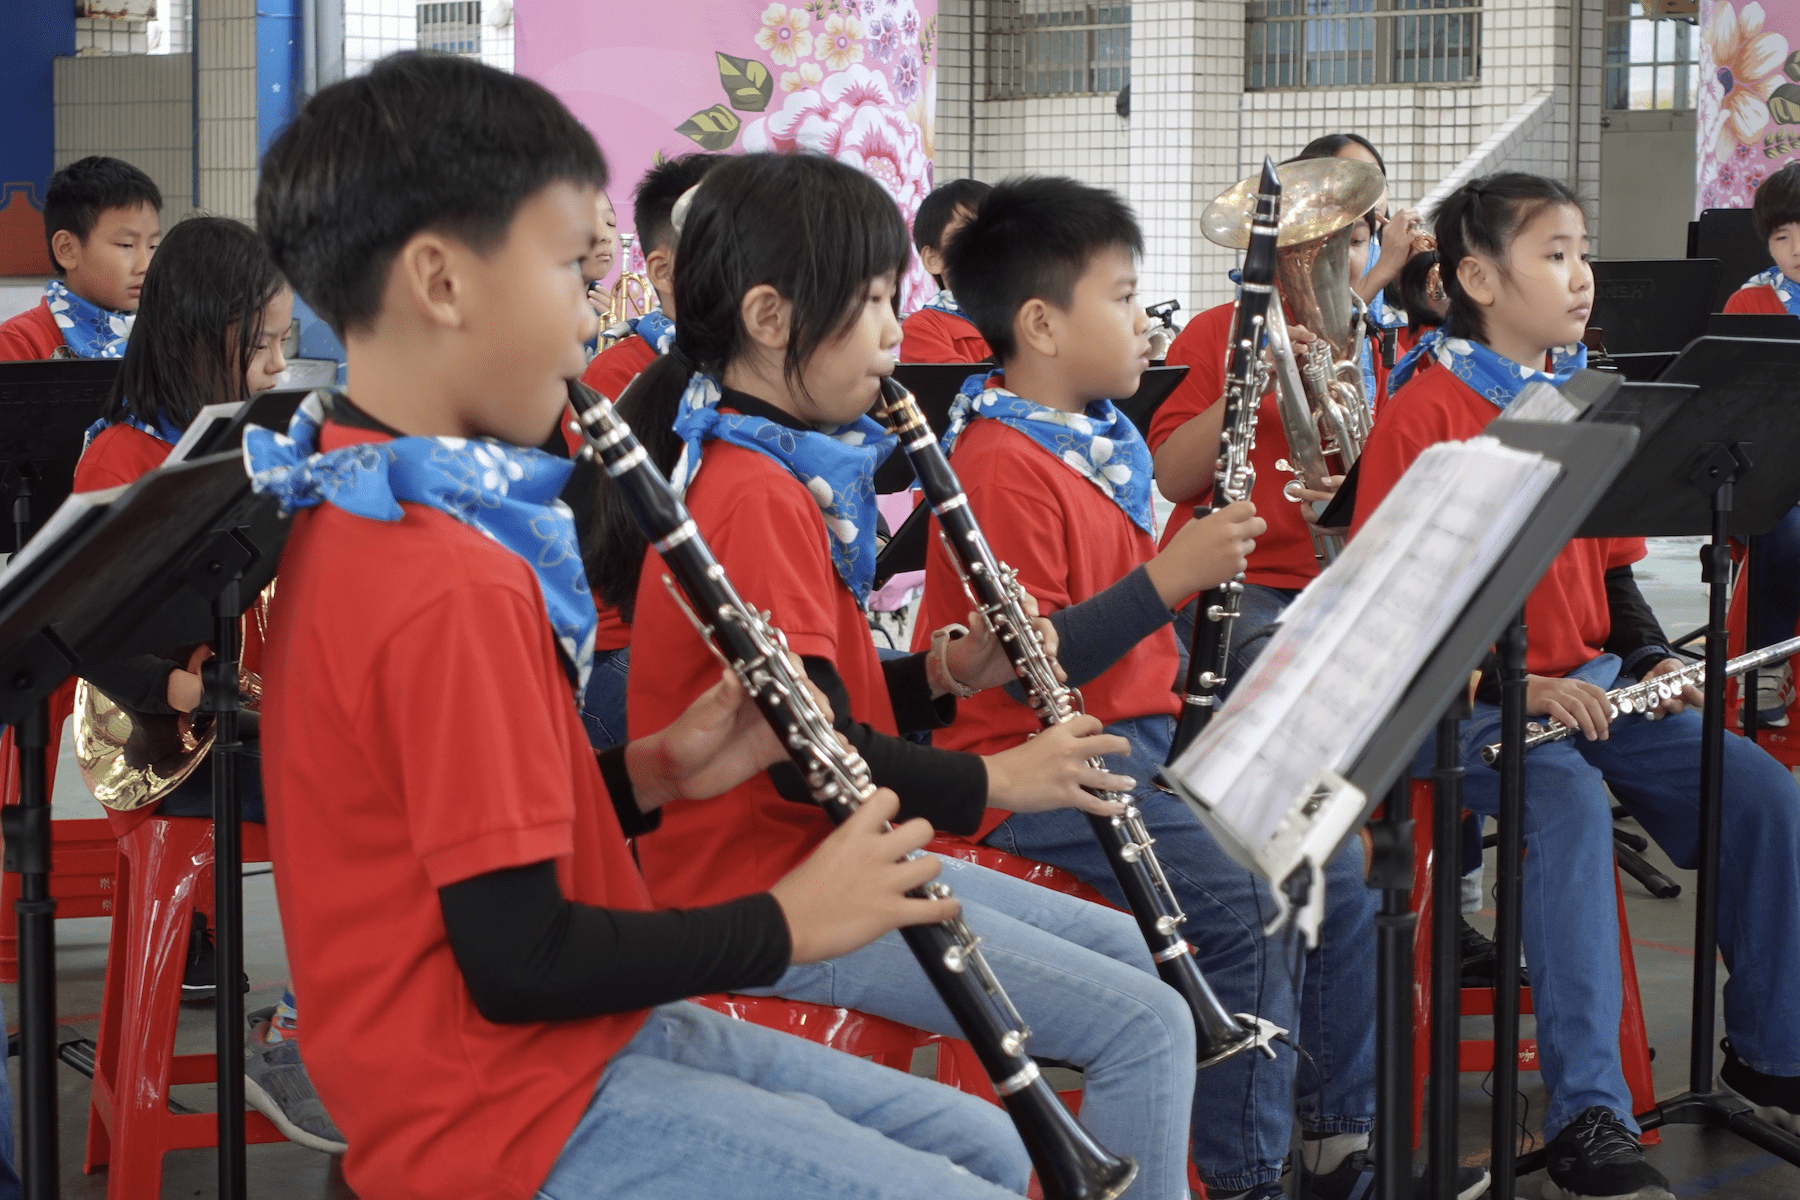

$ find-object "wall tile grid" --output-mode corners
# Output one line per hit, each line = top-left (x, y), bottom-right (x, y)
(54, 53), (195, 217)
(197, 0), (258, 220)
(345, 1), (514, 77)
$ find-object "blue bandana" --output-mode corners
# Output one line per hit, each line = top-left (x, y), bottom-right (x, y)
(627, 310), (678, 355)
(1367, 288), (1407, 329)
(1741, 266), (1800, 317)
(244, 394), (595, 700)
(45, 280), (133, 359)
(1387, 329), (1587, 409)
(922, 287), (967, 318)
(943, 369), (1156, 535)
(667, 372), (896, 606)
(82, 409), (184, 452)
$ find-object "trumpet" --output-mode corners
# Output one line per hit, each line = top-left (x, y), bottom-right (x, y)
(1477, 634), (1800, 764)
(595, 233), (658, 351)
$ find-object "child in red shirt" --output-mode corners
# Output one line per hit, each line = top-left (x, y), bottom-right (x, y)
(899, 178), (993, 363)
(1723, 161), (1800, 317)
(0, 156), (161, 361)
(1358, 171), (1800, 1199)
(614, 151), (1201, 1197)
(250, 54), (1033, 1200)
(919, 176), (1459, 1200)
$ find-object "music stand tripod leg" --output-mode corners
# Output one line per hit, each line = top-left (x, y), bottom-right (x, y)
(1489, 612), (1529, 1199)
(3, 700), (59, 1200)
(1431, 699), (1470, 1199)
(205, 554), (249, 1200)
(1369, 776), (1416, 1200)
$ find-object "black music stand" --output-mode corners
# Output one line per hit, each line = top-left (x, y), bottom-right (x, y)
(1510, 337), (1800, 1178)
(1589, 259), (1721, 355)
(1692, 208), (1772, 312)
(0, 453), (284, 1200)
(187, 388), (311, 460)
(1703, 312), (1800, 340)
(0, 361), (119, 551)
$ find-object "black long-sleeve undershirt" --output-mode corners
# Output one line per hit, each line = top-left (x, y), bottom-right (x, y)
(1602, 563), (1675, 678)
(1002, 566), (1172, 705)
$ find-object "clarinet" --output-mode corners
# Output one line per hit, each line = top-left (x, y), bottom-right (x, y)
(567, 381), (1136, 1200)
(875, 376), (1267, 1069)
(1478, 633), (1800, 764)
(1167, 158), (1284, 763)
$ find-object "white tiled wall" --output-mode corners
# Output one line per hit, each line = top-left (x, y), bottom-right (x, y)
(197, 0), (259, 220)
(345, 0), (515, 78)
(54, 53), (196, 218)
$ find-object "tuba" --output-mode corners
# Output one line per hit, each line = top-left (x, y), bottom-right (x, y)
(74, 586), (271, 812)
(1202, 158), (1385, 562)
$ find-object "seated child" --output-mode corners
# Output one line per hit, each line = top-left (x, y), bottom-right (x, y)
(1392, 248), (1447, 360)
(1361, 171), (1800, 1200)
(250, 52), (1035, 1200)
(920, 176), (1483, 1200)
(579, 190), (618, 361)
(0, 156), (161, 360)
(899, 178), (993, 363)
(620, 151), (1202, 1198)
(1724, 160), (1800, 317)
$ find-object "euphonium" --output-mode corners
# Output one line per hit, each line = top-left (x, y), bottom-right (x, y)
(597, 232), (659, 351)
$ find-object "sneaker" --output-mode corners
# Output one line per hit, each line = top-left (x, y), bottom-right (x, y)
(1739, 662), (1794, 728)
(1720, 1038), (1800, 1135)
(1297, 1149), (1489, 1200)
(244, 1030), (347, 1155)
(181, 912), (250, 1004)
(1543, 1107), (1673, 1200)
(1459, 917), (1528, 989)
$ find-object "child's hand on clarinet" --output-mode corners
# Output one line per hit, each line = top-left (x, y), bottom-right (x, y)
(939, 590), (1065, 693)
(1146, 499), (1264, 606)
(983, 715), (1135, 815)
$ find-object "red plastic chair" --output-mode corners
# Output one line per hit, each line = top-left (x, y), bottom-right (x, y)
(1723, 541), (1800, 765)
(83, 816), (285, 1198)
(0, 678), (119, 982)
(1403, 780), (1658, 1148)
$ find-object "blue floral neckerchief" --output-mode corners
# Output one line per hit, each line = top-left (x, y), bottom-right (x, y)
(943, 369), (1156, 536)
(244, 393), (595, 700)
(82, 409), (184, 453)
(667, 372), (897, 607)
(1387, 328), (1588, 409)
(627, 310), (678, 355)
(922, 287), (969, 319)
(1741, 266), (1800, 317)
(45, 280), (133, 359)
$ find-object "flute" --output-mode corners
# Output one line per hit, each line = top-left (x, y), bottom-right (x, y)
(874, 375), (1270, 1069)
(1478, 634), (1800, 764)
(567, 380), (1136, 1200)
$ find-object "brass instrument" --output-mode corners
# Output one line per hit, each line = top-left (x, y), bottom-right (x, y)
(75, 586), (271, 812)
(597, 232), (658, 351)
(1202, 158), (1386, 562)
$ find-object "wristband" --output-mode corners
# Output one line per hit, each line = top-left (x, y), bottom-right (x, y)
(927, 624), (978, 699)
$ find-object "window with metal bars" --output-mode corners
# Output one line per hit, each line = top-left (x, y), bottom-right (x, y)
(1244, 0), (1480, 90)
(986, 2), (1130, 100)
(1603, 0), (1697, 110)
(417, 0), (481, 57)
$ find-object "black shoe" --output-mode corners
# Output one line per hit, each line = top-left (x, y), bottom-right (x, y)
(1297, 1149), (1490, 1200)
(1720, 1038), (1800, 1134)
(1543, 1107), (1673, 1200)
(181, 911), (250, 1005)
(1459, 917), (1528, 989)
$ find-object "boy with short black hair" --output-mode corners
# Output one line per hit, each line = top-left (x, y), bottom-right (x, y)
(1725, 160), (1800, 316)
(922, 175), (1483, 1200)
(0, 155), (162, 360)
(899, 177), (993, 362)
(250, 51), (1031, 1200)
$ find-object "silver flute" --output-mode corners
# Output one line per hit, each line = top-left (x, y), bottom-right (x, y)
(1478, 633), (1800, 764)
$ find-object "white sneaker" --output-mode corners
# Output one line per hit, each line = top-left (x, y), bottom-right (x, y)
(1748, 661), (1795, 727)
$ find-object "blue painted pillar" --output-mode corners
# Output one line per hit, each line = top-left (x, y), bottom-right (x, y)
(256, 0), (304, 159)
(0, 2), (77, 275)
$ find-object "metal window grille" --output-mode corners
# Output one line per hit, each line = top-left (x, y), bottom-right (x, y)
(1244, 0), (1480, 90)
(1603, 0), (1697, 111)
(986, 3), (1131, 100)
(417, 0), (481, 57)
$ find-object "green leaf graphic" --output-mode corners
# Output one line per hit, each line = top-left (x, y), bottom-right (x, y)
(1771, 82), (1800, 125)
(1786, 50), (1800, 83)
(716, 52), (774, 112)
(675, 104), (742, 151)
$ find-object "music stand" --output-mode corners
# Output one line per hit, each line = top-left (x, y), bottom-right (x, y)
(1703, 313), (1800, 341)
(0, 360), (120, 551)
(0, 453), (285, 1200)
(187, 388), (312, 460)
(1589, 259), (1720, 355)
(1693, 208), (1773, 312)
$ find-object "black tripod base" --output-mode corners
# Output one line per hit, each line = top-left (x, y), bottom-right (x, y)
(1637, 1090), (1800, 1163)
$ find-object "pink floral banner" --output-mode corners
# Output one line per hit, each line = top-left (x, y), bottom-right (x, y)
(1697, 0), (1800, 211)
(518, 0), (939, 311)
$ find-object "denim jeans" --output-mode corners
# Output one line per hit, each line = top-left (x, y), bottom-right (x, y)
(158, 748), (266, 824)
(1751, 504), (1800, 651)
(0, 987), (17, 1200)
(579, 647), (631, 750)
(533, 1001), (1029, 1200)
(1171, 583), (1304, 693)
(747, 857), (1197, 1199)
(986, 713), (1377, 1192)
(1432, 653), (1800, 1140)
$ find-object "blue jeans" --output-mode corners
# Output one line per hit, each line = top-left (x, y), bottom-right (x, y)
(1432, 653), (1800, 1140)
(1751, 504), (1800, 651)
(747, 857), (1197, 1199)
(533, 1001), (1029, 1200)
(579, 647), (630, 750)
(987, 714), (1377, 1192)
(1172, 583), (1304, 693)
(158, 748), (266, 823)
(0, 988), (17, 1200)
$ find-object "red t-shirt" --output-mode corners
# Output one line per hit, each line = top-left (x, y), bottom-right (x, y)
(0, 300), (64, 361)
(260, 422), (651, 1200)
(629, 440), (896, 906)
(900, 307), (991, 363)
(1150, 300), (1322, 592)
(1723, 283), (1791, 315)
(915, 419), (1180, 840)
(1354, 360), (1646, 679)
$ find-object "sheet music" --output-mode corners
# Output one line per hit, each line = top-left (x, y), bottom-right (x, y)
(1498, 381), (1581, 424)
(163, 402), (246, 465)
(1170, 437), (1560, 851)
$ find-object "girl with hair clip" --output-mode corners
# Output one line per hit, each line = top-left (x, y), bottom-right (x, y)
(608, 151), (1200, 1198)
(1360, 172), (1800, 1200)
(1391, 248), (1447, 360)
(73, 215), (346, 1157)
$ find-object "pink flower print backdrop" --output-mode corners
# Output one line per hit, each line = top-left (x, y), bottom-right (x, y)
(1697, 0), (1800, 212)
(518, 0), (939, 312)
